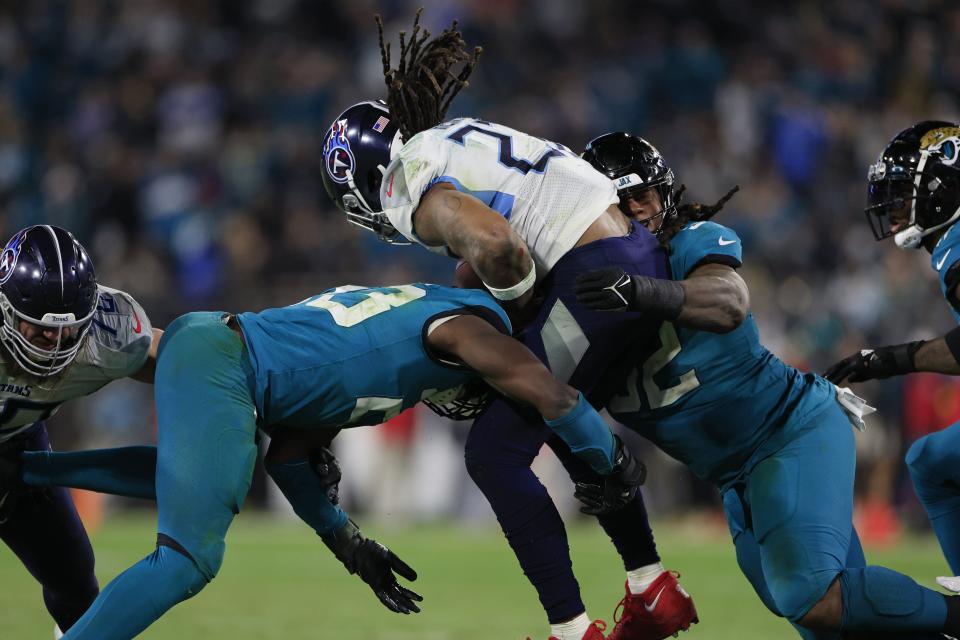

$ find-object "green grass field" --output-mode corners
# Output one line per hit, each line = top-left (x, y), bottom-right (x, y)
(0, 512), (949, 639)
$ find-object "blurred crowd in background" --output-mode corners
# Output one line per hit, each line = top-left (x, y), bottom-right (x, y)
(3, 0), (960, 542)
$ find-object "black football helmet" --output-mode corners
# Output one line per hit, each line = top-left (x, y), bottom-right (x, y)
(867, 120), (960, 249)
(0, 225), (99, 377)
(582, 132), (677, 231)
(321, 100), (407, 243)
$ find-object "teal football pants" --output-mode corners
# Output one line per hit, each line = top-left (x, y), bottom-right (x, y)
(906, 420), (960, 575)
(723, 401), (947, 636)
(63, 312), (258, 639)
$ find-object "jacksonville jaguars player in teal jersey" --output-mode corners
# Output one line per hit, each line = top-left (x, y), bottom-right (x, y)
(49, 282), (642, 639)
(577, 133), (960, 640)
(827, 121), (960, 600)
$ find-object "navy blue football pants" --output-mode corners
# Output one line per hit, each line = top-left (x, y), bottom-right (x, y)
(1, 421), (99, 631)
(466, 221), (668, 624)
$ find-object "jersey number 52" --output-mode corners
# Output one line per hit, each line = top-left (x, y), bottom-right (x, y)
(610, 322), (700, 412)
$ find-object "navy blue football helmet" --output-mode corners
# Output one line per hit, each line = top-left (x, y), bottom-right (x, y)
(582, 132), (677, 232)
(0, 225), (99, 376)
(321, 100), (407, 243)
(867, 120), (960, 249)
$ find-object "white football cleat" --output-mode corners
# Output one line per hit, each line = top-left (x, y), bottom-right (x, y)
(936, 575), (960, 593)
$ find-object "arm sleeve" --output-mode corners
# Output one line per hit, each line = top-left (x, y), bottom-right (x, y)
(670, 221), (743, 280)
(266, 458), (348, 536)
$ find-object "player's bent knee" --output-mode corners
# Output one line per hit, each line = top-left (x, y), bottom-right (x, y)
(906, 433), (952, 484)
(158, 533), (222, 585)
(771, 572), (838, 624)
(792, 577), (843, 629)
(464, 455), (488, 484)
(155, 539), (212, 599)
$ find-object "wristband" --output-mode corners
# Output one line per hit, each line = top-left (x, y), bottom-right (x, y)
(945, 326), (960, 365)
(630, 275), (686, 319)
(903, 340), (926, 371)
(483, 261), (537, 301)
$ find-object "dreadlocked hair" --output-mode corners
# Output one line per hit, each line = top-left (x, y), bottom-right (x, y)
(375, 9), (482, 142)
(658, 184), (741, 251)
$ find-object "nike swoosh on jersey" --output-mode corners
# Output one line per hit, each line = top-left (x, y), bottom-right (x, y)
(937, 248), (953, 271)
(131, 309), (142, 334)
(386, 174), (395, 198)
(644, 585), (667, 612)
(718, 237), (737, 246)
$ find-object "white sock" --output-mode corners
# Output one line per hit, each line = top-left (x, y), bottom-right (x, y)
(627, 561), (665, 594)
(549, 612), (592, 640)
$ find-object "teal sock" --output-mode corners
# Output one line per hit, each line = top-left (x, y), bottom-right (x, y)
(23, 446), (158, 500)
(544, 393), (616, 474)
(62, 545), (206, 639)
(840, 566), (947, 633)
(266, 458), (347, 536)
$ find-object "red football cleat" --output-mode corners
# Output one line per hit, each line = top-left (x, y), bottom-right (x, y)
(607, 572), (698, 640)
(539, 619), (607, 640)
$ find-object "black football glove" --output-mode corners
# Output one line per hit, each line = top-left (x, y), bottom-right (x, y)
(573, 267), (634, 311)
(823, 341), (925, 384)
(574, 435), (647, 516)
(310, 446), (342, 505)
(322, 519), (423, 614)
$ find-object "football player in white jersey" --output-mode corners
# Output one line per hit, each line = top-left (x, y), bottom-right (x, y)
(0, 225), (160, 636)
(321, 13), (696, 640)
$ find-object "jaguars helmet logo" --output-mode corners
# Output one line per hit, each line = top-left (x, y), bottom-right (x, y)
(323, 118), (356, 184)
(920, 126), (960, 166)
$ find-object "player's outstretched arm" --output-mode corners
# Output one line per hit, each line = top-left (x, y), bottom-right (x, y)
(416, 183), (536, 306)
(427, 314), (643, 489)
(573, 263), (749, 333)
(264, 430), (422, 614)
(825, 329), (960, 384)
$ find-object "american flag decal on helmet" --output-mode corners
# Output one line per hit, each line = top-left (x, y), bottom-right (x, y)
(372, 116), (390, 133)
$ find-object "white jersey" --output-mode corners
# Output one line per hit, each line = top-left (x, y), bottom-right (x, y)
(381, 118), (618, 273)
(0, 284), (153, 443)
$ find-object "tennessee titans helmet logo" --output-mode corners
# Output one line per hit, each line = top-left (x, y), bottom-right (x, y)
(0, 230), (26, 285)
(324, 119), (355, 184)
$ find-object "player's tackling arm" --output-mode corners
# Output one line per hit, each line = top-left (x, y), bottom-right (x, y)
(416, 183), (535, 307)
(264, 427), (422, 614)
(572, 262), (749, 333)
(675, 263), (749, 333)
(914, 337), (960, 374)
(427, 314), (579, 420)
(427, 314), (644, 486)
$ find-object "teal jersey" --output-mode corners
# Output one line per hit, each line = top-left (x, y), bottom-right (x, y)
(609, 221), (835, 489)
(236, 284), (510, 429)
(931, 222), (960, 322)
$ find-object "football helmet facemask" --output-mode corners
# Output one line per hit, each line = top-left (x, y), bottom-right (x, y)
(0, 225), (99, 377)
(867, 120), (960, 249)
(582, 132), (677, 232)
(321, 100), (407, 243)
